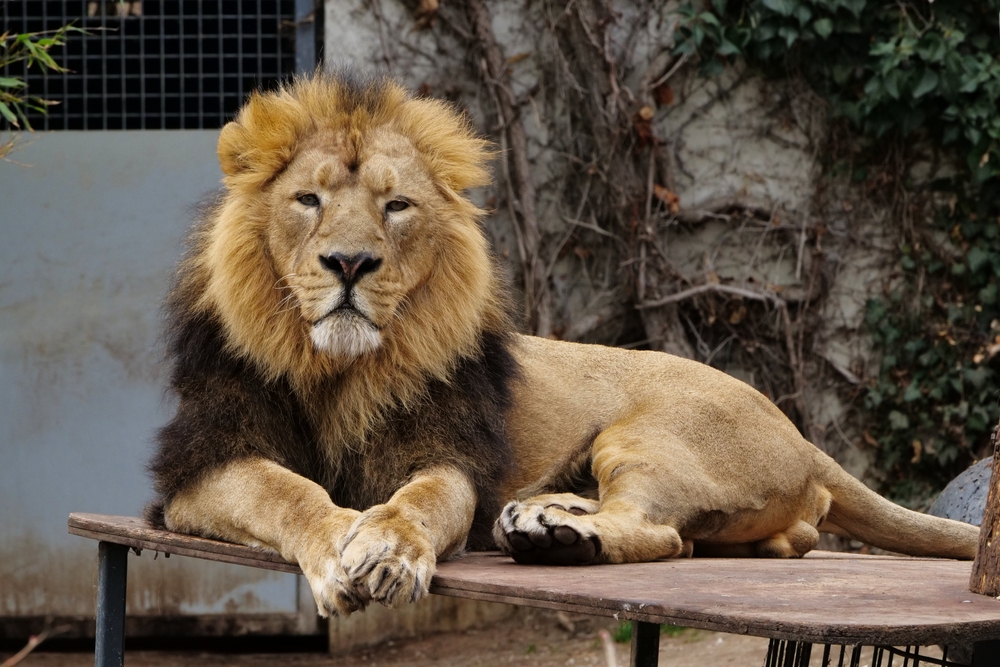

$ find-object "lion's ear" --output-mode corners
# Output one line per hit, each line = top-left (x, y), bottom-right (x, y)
(217, 91), (311, 183)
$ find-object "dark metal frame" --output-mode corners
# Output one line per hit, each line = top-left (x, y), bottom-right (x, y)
(763, 637), (1000, 667)
(2, 0), (309, 131)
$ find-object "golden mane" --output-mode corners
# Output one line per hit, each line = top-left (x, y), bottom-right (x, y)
(173, 74), (510, 445)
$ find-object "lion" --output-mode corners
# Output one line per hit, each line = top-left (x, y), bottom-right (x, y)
(147, 71), (980, 619)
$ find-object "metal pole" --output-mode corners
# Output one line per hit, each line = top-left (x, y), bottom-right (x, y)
(95, 541), (128, 667)
(629, 621), (660, 667)
(973, 640), (1000, 666)
(294, 0), (316, 75)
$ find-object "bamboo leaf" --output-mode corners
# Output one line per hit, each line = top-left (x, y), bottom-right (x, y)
(0, 100), (20, 126)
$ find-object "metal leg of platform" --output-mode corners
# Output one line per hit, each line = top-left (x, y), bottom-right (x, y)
(973, 639), (1000, 666)
(95, 541), (128, 667)
(765, 638), (816, 666)
(629, 621), (660, 667)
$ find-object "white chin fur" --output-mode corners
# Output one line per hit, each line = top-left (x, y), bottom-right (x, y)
(310, 314), (382, 359)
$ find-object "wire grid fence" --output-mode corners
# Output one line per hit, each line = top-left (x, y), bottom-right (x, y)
(765, 639), (973, 667)
(2, 0), (297, 130)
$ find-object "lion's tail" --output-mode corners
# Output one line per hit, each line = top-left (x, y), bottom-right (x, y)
(822, 464), (979, 559)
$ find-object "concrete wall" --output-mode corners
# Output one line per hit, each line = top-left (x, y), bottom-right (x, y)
(0, 130), (315, 636)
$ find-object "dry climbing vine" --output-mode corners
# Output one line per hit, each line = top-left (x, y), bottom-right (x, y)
(399, 0), (832, 443)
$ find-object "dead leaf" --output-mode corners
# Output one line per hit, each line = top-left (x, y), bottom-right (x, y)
(653, 83), (675, 106)
(507, 52), (531, 65)
(653, 184), (680, 213)
(841, 201), (854, 212)
(632, 114), (654, 149)
(911, 439), (922, 464)
(413, 0), (439, 27)
(862, 431), (878, 447)
(573, 246), (592, 260)
(980, 152), (990, 167)
(728, 304), (747, 324)
(637, 105), (654, 120)
(706, 271), (721, 284)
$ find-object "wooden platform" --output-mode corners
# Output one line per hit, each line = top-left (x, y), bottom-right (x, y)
(68, 512), (1000, 647)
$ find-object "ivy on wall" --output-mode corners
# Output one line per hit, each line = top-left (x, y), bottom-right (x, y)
(677, 0), (1000, 503)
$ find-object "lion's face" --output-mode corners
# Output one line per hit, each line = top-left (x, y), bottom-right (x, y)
(266, 128), (443, 360)
(201, 76), (500, 388)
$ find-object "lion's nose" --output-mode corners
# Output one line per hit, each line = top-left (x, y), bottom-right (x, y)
(319, 251), (382, 286)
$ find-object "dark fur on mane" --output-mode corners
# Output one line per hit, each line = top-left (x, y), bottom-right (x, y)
(146, 221), (518, 551)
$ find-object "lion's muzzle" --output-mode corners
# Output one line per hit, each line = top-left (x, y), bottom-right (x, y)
(319, 251), (382, 289)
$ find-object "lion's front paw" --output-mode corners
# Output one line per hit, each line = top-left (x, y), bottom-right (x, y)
(493, 500), (601, 565)
(297, 552), (369, 618)
(338, 505), (437, 608)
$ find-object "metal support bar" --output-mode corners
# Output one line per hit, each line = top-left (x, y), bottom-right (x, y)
(295, 0), (316, 74)
(629, 621), (660, 667)
(95, 541), (128, 667)
(973, 640), (1000, 666)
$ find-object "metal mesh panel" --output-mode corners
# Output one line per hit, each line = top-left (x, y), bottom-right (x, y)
(2, 0), (297, 130)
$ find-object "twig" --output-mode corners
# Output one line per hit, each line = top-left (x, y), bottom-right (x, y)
(369, 0), (395, 75)
(1, 626), (72, 667)
(637, 282), (787, 309)
(649, 51), (690, 90)
(466, 0), (552, 336)
(598, 628), (618, 667)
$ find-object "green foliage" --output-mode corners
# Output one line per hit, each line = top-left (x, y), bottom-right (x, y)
(676, 1), (1000, 181)
(676, 0), (1000, 501)
(661, 624), (687, 637)
(612, 621), (632, 643)
(1, 25), (80, 132)
(864, 193), (1000, 499)
(611, 621), (688, 643)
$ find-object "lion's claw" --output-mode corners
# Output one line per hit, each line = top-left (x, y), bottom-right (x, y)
(338, 505), (436, 608)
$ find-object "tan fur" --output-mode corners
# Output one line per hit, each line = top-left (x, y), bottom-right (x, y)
(162, 74), (978, 619)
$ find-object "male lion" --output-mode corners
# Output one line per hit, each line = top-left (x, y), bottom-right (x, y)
(148, 72), (979, 618)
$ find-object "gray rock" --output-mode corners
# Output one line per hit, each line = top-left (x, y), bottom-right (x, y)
(927, 457), (993, 526)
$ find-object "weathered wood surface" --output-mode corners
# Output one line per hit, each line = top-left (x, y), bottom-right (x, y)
(68, 513), (302, 574)
(433, 553), (1000, 645)
(971, 427), (1000, 596)
(70, 513), (1000, 645)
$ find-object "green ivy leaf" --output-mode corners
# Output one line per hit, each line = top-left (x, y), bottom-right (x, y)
(813, 18), (833, 40)
(794, 4), (812, 26)
(762, 0), (797, 17)
(778, 26), (799, 47)
(884, 71), (901, 99)
(840, 0), (866, 17)
(717, 39), (742, 56)
(967, 246), (991, 272)
(912, 70), (939, 99)
(889, 410), (910, 430)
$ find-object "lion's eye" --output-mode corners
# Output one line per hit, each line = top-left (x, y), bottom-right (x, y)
(297, 193), (321, 207)
(385, 200), (410, 213)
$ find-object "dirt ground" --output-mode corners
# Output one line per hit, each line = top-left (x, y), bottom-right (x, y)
(2, 609), (774, 667)
(0, 609), (947, 666)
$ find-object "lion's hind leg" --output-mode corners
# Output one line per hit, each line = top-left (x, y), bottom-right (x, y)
(754, 520), (820, 558)
(493, 492), (685, 565)
(698, 520), (820, 558)
(493, 493), (602, 565)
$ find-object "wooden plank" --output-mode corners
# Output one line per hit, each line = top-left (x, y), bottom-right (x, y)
(68, 513), (1000, 646)
(432, 553), (1000, 646)
(68, 513), (301, 574)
